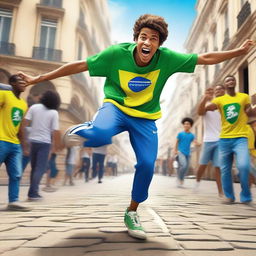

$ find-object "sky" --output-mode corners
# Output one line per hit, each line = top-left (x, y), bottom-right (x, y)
(108, 0), (197, 113)
(109, 0), (197, 52)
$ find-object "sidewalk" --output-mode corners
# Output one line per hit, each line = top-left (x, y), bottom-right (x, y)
(0, 174), (256, 256)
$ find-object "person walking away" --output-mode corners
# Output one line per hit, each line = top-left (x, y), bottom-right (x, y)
(92, 145), (107, 183)
(74, 147), (92, 182)
(63, 145), (80, 186)
(22, 90), (61, 201)
(42, 152), (60, 192)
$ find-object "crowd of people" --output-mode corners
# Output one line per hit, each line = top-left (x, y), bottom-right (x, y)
(0, 76), (119, 211)
(0, 13), (255, 240)
(174, 75), (256, 205)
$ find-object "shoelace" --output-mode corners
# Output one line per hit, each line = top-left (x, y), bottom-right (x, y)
(129, 212), (141, 227)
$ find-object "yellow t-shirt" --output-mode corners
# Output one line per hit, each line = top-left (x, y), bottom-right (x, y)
(212, 92), (250, 138)
(0, 91), (27, 144)
(247, 125), (256, 157)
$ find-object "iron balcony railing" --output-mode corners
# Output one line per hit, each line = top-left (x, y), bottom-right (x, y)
(32, 47), (62, 62)
(40, 0), (62, 8)
(0, 41), (15, 55)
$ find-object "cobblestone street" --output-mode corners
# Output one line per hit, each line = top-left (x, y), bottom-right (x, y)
(0, 174), (256, 256)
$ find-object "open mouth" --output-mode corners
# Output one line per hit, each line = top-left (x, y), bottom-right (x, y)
(141, 48), (150, 55)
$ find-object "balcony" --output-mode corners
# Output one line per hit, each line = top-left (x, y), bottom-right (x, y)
(37, 0), (65, 18)
(237, 1), (251, 29)
(0, 41), (15, 55)
(32, 47), (62, 62)
(40, 0), (62, 8)
(0, 0), (22, 7)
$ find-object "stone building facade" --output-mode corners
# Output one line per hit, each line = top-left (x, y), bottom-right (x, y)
(159, 0), (256, 179)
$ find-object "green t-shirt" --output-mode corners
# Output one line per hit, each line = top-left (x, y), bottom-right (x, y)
(87, 43), (197, 119)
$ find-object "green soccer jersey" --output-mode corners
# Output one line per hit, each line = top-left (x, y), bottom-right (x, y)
(87, 43), (197, 119)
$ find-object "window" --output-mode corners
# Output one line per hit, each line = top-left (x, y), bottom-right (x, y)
(77, 39), (83, 60)
(40, 19), (57, 49)
(241, 0), (246, 6)
(41, 0), (62, 8)
(224, 9), (229, 32)
(79, 7), (86, 28)
(213, 30), (218, 51)
(0, 8), (12, 42)
(222, 8), (229, 49)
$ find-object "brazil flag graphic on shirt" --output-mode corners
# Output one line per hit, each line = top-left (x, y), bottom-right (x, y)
(223, 103), (240, 124)
(11, 107), (23, 127)
(119, 69), (160, 107)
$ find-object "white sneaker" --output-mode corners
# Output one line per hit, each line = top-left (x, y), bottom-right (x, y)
(124, 209), (147, 240)
(193, 181), (200, 191)
(63, 124), (88, 147)
(7, 202), (31, 211)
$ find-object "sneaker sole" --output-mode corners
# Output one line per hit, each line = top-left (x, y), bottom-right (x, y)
(124, 221), (147, 240)
(127, 228), (147, 240)
(7, 206), (31, 212)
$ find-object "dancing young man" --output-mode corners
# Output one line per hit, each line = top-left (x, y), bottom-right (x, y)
(18, 14), (255, 239)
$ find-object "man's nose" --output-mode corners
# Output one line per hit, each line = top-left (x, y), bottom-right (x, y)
(144, 39), (151, 45)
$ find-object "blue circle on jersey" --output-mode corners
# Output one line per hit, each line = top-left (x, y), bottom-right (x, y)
(128, 77), (152, 92)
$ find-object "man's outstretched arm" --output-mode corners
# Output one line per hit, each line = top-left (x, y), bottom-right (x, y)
(18, 60), (88, 86)
(197, 39), (255, 65)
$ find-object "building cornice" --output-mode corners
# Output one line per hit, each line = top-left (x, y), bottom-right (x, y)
(0, 0), (21, 8)
(0, 54), (64, 70)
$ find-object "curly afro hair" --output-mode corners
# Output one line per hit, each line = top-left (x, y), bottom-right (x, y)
(40, 90), (61, 110)
(133, 14), (168, 45)
(181, 117), (194, 126)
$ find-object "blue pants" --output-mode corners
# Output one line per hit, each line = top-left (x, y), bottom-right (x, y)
(219, 138), (251, 202)
(177, 151), (190, 181)
(73, 103), (158, 203)
(80, 157), (90, 181)
(28, 142), (51, 197)
(92, 153), (105, 181)
(0, 141), (22, 202)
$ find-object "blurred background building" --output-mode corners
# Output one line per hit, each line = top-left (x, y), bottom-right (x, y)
(159, 0), (256, 179)
(0, 0), (135, 183)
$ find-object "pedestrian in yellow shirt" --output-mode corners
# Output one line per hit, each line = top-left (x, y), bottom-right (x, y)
(0, 75), (30, 211)
(205, 75), (256, 204)
(247, 118), (256, 185)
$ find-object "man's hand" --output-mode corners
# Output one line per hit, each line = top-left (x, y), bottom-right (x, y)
(239, 39), (256, 54)
(17, 72), (40, 86)
(204, 87), (214, 101)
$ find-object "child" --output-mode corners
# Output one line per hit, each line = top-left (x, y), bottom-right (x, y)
(174, 117), (197, 187)
(63, 146), (80, 186)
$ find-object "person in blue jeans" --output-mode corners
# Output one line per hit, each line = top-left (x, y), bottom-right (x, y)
(0, 75), (30, 211)
(205, 75), (256, 204)
(92, 145), (107, 183)
(18, 14), (255, 239)
(174, 117), (197, 187)
(22, 90), (61, 200)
